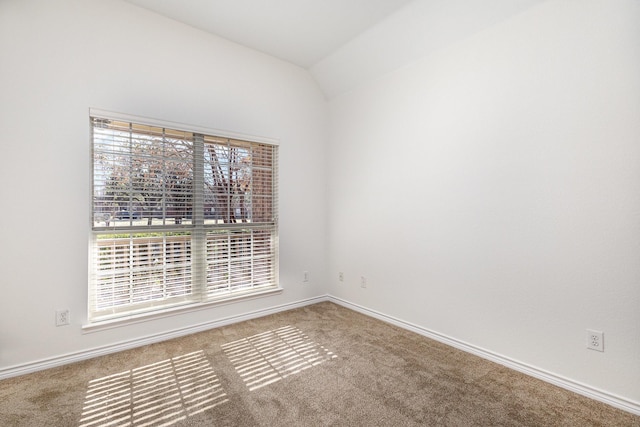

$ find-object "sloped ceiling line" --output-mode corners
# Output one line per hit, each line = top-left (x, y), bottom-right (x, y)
(123, 0), (545, 99)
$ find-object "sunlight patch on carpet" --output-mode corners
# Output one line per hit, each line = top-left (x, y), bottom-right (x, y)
(78, 350), (227, 427)
(222, 325), (337, 391)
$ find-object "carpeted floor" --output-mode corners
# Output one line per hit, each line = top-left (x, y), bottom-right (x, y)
(0, 302), (638, 426)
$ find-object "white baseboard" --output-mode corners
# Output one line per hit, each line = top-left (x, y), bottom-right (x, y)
(0, 295), (328, 380)
(2, 293), (638, 416)
(327, 295), (640, 416)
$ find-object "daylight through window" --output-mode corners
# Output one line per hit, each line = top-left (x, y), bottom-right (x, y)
(90, 112), (278, 323)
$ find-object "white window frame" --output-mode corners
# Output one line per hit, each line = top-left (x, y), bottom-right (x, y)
(87, 109), (280, 328)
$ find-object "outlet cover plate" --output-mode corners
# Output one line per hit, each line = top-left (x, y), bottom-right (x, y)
(56, 309), (70, 326)
(587, 329), (604, 352)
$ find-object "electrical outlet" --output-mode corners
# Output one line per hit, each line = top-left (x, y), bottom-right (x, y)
(303, 271), (309, 282)
(339, 272), (344, 282)
(586, 329), (604, 352)
(56, 309), (70, 326)
(360, 276), (367, 288)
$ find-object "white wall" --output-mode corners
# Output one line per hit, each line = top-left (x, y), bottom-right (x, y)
(0, 0), (327, 368)
(312, 0), (545, 99)
(327, 0), (640, 405)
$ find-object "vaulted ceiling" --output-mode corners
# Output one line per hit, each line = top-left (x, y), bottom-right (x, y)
(124, 0), (414, 68)
(123, 0), (545, 98)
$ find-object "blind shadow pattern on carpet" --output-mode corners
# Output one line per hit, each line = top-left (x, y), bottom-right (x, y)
(77, 326), (336, 426)
(221, 325), (337, 391)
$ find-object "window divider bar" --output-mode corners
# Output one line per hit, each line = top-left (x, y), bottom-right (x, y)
(192, 133), (206, 302)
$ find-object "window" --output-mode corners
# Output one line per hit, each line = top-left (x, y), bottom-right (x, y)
(90, 110), (279, 323)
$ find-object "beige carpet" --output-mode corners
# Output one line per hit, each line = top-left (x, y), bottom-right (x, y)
(0, 302), (638, 426)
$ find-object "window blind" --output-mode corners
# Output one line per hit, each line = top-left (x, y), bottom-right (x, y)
(90, 113), (278, 323)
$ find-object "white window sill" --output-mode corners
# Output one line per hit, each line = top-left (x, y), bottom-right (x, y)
(82, 287), (283, 334)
